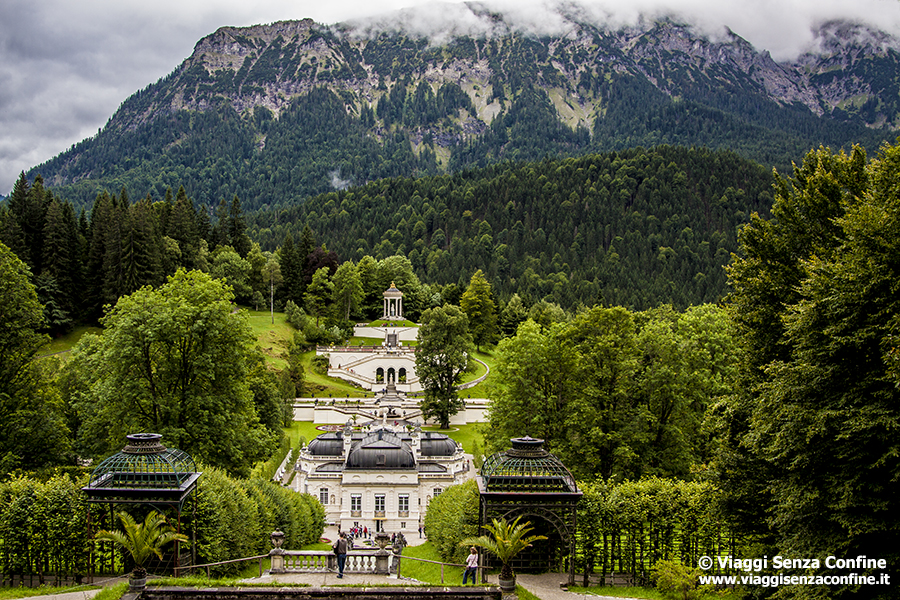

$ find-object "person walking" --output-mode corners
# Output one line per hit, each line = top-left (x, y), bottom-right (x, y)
(463, 546), (479, 584)
(333, 532), (349, 578)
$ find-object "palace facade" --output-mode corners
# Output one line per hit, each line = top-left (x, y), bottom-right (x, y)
(293, 420), (471, 535)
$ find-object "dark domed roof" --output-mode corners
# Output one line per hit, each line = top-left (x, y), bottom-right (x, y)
(307, 432), (344, 456)
(346, 429), (415, 470)
(419, 432), (459, 456)
(480, 437), (577, 494)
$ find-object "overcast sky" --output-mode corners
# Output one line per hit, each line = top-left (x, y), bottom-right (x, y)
(2, 0), (899, 196)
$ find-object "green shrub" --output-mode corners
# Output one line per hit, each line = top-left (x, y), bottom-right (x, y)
(652, 559), (709, 600)
(423, 479), (479, 563)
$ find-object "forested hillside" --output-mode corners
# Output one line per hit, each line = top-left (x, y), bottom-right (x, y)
(24, 14), (895, 211)
(0, 146), (771, 334)
(248, 146), (773, 309)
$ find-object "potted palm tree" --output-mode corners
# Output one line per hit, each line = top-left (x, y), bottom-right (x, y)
(460, 516), (547, 592)
(94, 510), (189, 591)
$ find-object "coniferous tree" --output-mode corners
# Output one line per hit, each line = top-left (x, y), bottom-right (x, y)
(166, 186), (200, 269)
(304, 267), (334, 327)
(39, 197), (76, 332)
(460, 269), (497, 350)
(298, 224), (316, 282)
(0, 173), (29, 261)
(279, 233), (303, 305)
(102, 193), (127, 306)
(228, 195), (251, 257)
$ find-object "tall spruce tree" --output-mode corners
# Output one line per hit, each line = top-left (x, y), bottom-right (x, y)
(278, 233), (303, 305)
(460, 269), (497, 349)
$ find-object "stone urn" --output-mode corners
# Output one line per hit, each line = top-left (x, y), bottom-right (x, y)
(374, 531), (391, 550)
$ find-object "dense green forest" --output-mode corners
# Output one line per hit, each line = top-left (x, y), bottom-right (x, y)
(1, 147), (774, 327)
(247, 146), (774, 309)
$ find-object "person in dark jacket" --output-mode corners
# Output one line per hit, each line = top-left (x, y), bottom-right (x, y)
(333, 532), (349, 578)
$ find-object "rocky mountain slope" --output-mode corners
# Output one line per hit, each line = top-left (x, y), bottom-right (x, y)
(29, 7), (899, 209)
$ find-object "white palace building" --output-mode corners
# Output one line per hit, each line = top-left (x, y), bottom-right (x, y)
(292, 418), (471, 534)
(289, 283), (489, 534)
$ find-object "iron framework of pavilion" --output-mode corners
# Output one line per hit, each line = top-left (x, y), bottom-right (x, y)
(476, 436), (582, 585)
(82, 433), (202, 580)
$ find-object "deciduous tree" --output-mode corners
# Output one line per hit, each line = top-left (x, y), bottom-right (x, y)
(331, 260), (363, 322)
(70, 269), (276, 477)
(720, 143), (900, 598)
(0, 242), (70, 474)
(415, 304), (472, 429)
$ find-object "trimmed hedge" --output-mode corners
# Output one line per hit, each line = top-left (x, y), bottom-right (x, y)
(0, 468), (324, 580)
(423, 479), (479, 564)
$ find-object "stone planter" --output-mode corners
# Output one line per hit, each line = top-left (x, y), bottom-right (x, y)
(498, 575), (516, 592)
(129, 574), (147, 591)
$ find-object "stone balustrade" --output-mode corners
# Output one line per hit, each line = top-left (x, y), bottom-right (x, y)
(270, 549), (390, 575)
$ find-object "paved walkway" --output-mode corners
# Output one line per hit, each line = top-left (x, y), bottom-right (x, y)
(14, 576), (129, 600)
(514, 573), (639, 600)
(320, 525), (429, 548)
(243, 570), (637, 600)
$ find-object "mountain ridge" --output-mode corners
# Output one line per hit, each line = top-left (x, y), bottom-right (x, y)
(27, 7), (900, 209)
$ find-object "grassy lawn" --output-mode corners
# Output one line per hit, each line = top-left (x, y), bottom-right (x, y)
(421, 423), (485, 455)
(367, 319), (417, 327)
(32, 307), (295, 368)
(245, 309), (294, 369)
(399, 541), (467, 585)
(288, 421), (485, 456)
(299, 350), (372, 398)
(568, 585), (744, 599)
(348, 336), (383, 345)
(399, 542), (537, 598)
(285, 421), (326, 448)
(35, 324), (102, 357)
(458, 347), (496, 395)
(459, 354), (488, 384)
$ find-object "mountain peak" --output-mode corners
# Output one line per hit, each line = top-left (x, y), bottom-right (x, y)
(28, 10), (898, 207)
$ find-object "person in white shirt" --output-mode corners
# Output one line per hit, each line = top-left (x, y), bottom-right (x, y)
(463, 546), (479, 584)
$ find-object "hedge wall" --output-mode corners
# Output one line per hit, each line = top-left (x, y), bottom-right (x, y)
(0, 469), (324, 581)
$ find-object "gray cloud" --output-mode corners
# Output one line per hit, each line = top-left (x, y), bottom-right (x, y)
(1, 0), (899, 195)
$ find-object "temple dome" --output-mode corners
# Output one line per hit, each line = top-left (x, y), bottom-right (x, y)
(383, 282), (403, 297)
